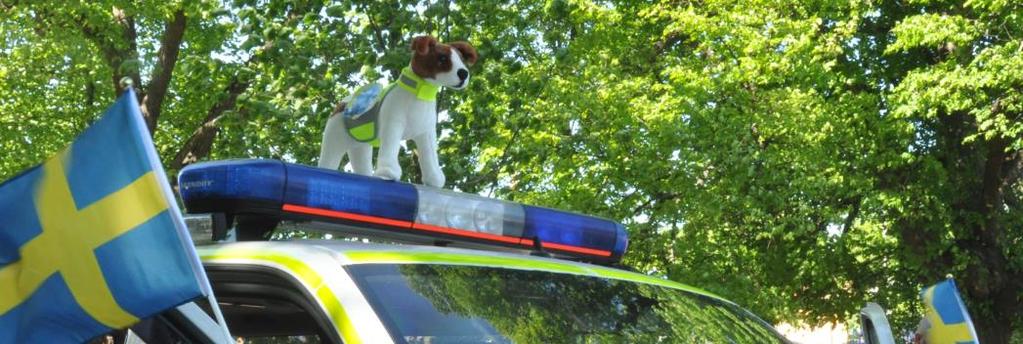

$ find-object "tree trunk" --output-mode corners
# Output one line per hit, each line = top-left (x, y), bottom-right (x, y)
(140, 10), (187, 135)
(975, 316), (1013, 344)
(960, 138), (1021, 343)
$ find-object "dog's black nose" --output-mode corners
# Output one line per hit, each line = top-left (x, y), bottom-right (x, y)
(457, 68), (469, 81)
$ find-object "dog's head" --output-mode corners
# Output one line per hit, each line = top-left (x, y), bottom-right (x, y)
(410, 35), (477, 90)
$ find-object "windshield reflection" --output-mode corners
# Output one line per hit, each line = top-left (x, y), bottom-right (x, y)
(347, 264), (786, 344)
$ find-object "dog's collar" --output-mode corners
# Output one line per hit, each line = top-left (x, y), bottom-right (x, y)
(395, 67), (440, 101)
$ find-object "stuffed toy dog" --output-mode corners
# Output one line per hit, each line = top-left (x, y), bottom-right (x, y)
(318, 35), (477, 188)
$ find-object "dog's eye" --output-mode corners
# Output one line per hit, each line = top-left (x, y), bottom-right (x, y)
(438, 55), (449, 63)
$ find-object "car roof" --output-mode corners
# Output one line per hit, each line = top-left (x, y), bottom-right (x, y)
(197, 240), (727, 302)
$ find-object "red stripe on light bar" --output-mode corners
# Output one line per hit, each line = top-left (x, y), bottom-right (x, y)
(283, 204), (610, 257)
(411, 222), (528, 246)
(282, 204), (414, 228)
(540, 241), (612, 257)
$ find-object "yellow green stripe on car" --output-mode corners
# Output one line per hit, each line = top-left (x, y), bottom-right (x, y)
(199, 250), (363, 344)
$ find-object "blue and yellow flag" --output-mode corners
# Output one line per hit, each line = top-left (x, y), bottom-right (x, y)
(921, 278), (980, 344)
(0, 90), (210, 342)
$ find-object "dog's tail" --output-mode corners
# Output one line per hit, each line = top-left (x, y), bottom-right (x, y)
(330, 101), (347, 118)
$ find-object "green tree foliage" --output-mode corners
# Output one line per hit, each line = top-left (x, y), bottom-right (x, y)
(1, 0), (1021, 342)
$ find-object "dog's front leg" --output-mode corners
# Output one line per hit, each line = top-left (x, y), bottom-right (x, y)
(414, 131), (445, 188)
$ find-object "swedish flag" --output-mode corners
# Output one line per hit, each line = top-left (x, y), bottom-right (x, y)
(921, 278), (980, 344)
(0, 90), (209, 342)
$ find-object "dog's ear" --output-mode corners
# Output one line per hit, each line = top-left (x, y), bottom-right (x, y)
(411, 35), (437, 55)
(449, 41), (477, 66)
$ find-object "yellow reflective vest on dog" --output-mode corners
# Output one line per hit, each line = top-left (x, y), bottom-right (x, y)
(340, 67), (439, 147)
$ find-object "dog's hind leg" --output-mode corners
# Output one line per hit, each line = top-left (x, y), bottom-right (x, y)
(348, 142), (373, 175)
(318, 113), (347, 170)
(373, 122), (404, 181)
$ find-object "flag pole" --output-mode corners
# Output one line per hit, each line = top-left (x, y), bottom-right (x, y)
(206, 288), (234, 343)
(121, 77), (234, 343)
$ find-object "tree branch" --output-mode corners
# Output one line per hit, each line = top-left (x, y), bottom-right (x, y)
(140, 10), (187, 134)
(170, 77), (250, 171)
(632, 192), (680, 217)
(842, 196), (862, 233)
(461, 128), (521, 190)
(358, 1), (396, 76)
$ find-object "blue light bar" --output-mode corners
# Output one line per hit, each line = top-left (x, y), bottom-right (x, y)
(178, 159), (285, 210)
(179, 159), (628, 261)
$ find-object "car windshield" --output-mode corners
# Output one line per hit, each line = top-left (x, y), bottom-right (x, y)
(347, 264), (786, 344)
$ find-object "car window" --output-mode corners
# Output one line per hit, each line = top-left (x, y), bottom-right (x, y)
(347, 264), (786, 344)
(204, 264), (340, 343)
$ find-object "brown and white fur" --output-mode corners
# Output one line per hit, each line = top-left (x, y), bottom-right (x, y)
(317, 36), (477, 187)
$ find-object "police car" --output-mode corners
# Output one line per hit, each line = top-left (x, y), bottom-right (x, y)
(143, 159), (790, 343)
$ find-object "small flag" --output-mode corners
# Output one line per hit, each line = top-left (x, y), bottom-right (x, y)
(920, 278), (980, 344)
(0, 90), (210, 342)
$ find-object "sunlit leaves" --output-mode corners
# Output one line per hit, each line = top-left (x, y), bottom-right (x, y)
(887, 14), (981, 54)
